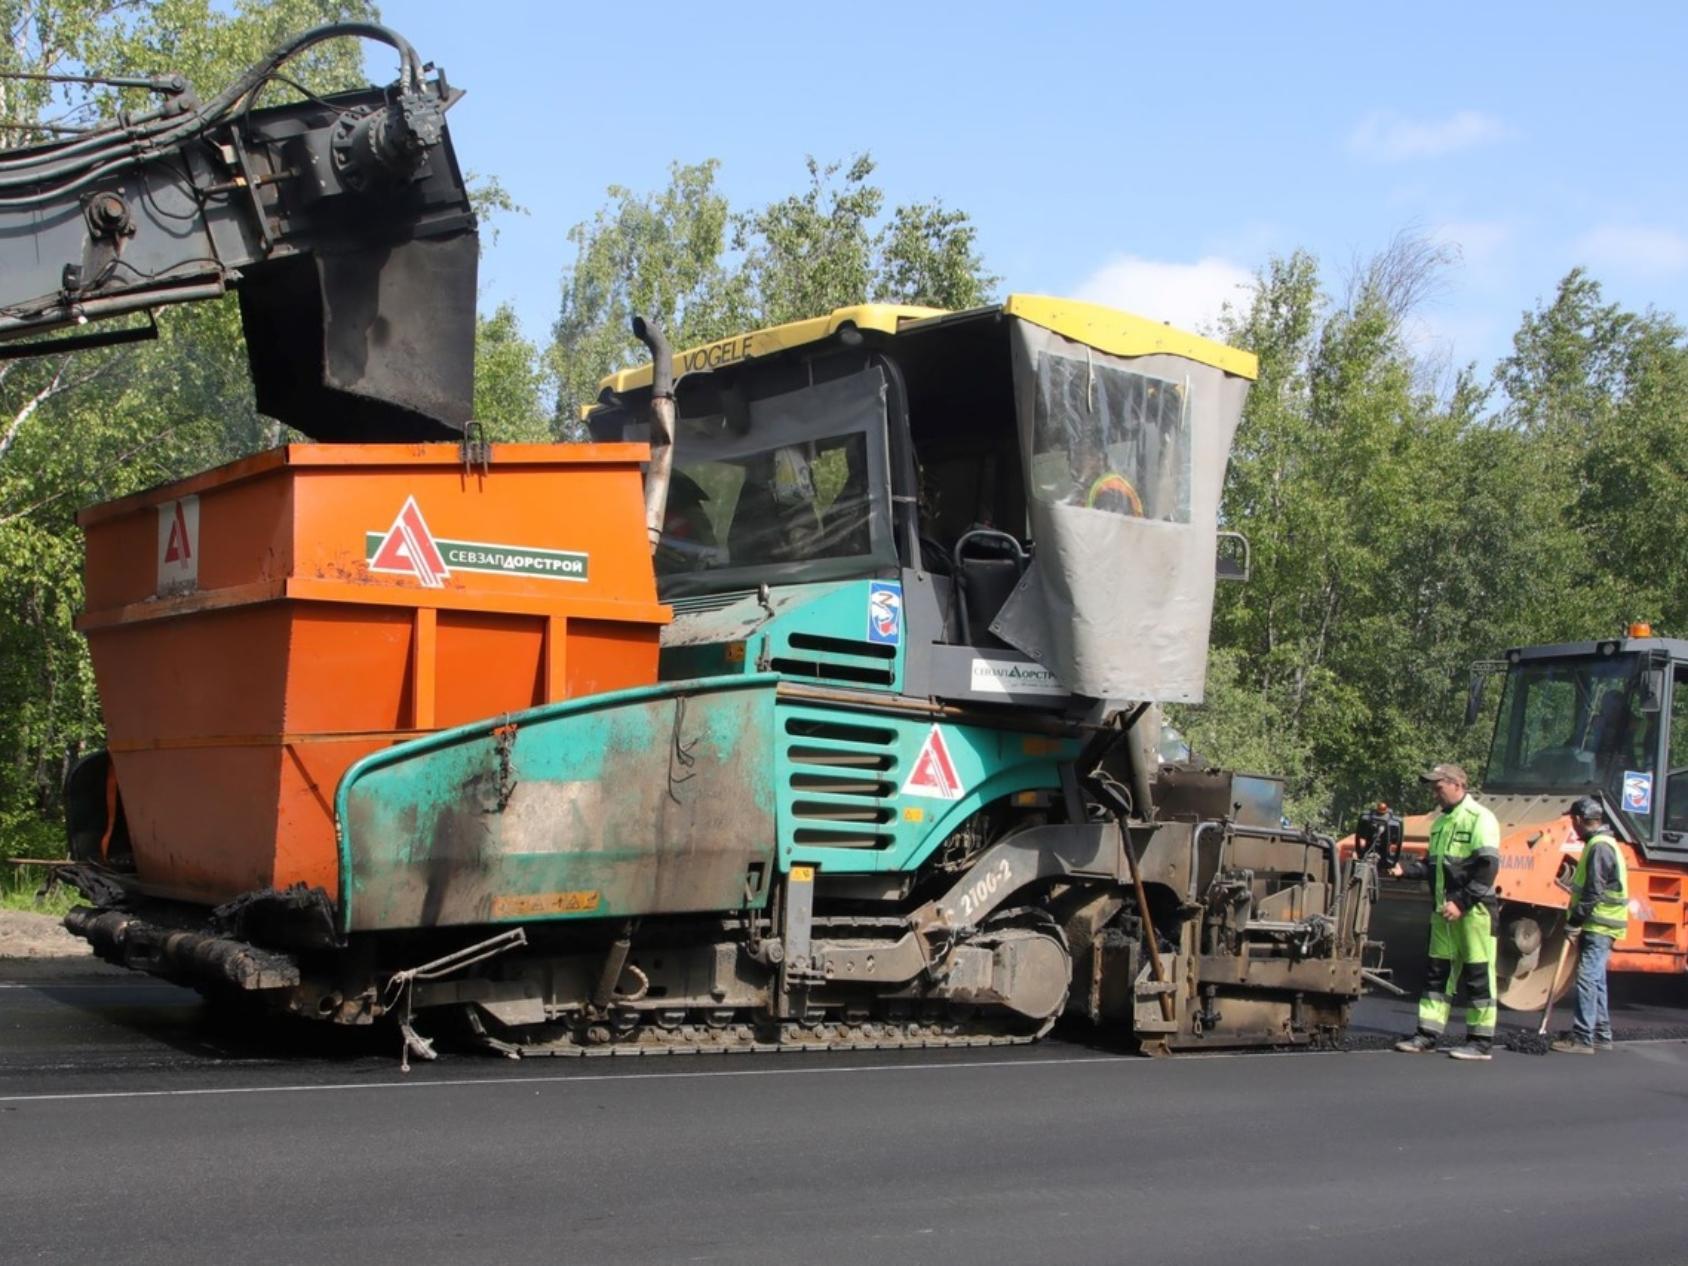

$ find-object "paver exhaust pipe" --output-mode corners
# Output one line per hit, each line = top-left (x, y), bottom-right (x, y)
(632, 315), (676, 553)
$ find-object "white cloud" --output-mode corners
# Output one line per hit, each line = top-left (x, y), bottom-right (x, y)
(1572, 224), (1688, 274)
(1072, 255), (1254, 333)
(1348, 110), (1512, 162)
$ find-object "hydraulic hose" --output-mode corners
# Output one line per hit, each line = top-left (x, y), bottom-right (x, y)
(0, 102), (182, 176)
(0, 22), (427, 205)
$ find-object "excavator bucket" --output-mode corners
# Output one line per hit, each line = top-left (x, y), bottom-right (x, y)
(238, 233), (479, 442)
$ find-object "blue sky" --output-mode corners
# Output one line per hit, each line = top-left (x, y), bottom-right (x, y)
(381, 0), (1688, 377)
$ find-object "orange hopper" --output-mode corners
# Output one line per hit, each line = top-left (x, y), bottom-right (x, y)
(77, 444), (668, 908)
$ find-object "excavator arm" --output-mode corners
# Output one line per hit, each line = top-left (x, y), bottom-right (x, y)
(0, 22), (477, 441)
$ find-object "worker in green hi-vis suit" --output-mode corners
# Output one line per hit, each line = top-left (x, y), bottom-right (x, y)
(1390, 762), (1503, 1061)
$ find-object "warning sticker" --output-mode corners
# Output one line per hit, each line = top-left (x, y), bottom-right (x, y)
(156, 495), (199, 594)
(901, 725), (966, 801)
(366, 497), (589, 587)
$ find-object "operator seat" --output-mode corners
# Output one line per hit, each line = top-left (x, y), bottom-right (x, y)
(951, 529), (1028, 646)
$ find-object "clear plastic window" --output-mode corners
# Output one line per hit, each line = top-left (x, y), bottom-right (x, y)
(1027, 352), (1192, 522)
(1666, 666), (1688, 835)
(1486, 655), (1660, 831)
(659, 432), (876, 574)
(648, 365), (896, 597)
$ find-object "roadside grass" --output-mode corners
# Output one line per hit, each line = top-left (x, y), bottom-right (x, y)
(1, 816), (75, 915)
(1, 880), (79, 917)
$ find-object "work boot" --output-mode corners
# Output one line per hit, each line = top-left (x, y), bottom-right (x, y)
(1394, 1031), (1438, 1053)
(1551, 1037), (1596, 1055)
(1447, 1040), (1493, 1061)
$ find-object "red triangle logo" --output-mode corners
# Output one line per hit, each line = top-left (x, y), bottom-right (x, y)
(902, 725), (965, 800)
(369, 496), (449, 588)
(163, 501), (192, 563)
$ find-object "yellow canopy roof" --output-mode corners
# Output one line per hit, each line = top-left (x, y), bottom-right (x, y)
(596, 294), (1257, 396)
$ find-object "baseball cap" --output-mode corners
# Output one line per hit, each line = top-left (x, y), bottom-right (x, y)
(1418, 763), (1469, 785)
(1566, 796), (1606, 822)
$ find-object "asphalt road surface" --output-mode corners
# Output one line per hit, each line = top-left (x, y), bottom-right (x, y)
(3, 960), (1686, 1266)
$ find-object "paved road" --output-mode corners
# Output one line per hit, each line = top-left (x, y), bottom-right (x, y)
(2, 961), (1685, 1266)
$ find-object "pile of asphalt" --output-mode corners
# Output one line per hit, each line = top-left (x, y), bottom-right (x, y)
(1334, 1030), (1400, 1052)
(1503, 1030), (1553, 1055)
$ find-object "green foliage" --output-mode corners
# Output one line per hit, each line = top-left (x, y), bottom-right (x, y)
(466, 172), (524, 245)
(464, 177), (549, 439)
(474, 304), (551, 442)
(1166, 647), (1327, 823)
(1497, 270), (1688, 631)
(875, 198), (997, 311)
(81, 0), (378, 104)
(0, 811), (75, 912)
(1577, 343), (1688, 631)
(737, 154), (884, 325)
(0, 293), (283, 858)
(1203, 245), (1688, 828)
(0, 880), (80, 916)
(550, 160), (752, 434)
(1205, 243), (1457, 823)
(548, 153), (999, 430)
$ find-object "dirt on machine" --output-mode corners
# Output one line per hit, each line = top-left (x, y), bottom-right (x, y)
(1350, 628), (1688, 1010)
(7, 23), (1382, 1061)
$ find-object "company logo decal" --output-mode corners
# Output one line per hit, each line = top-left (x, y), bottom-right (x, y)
(368, 496), (450, 588)
(968, 656), (1067, 696)
(366, 497), (589, 587)
(868, 581), (902, 645)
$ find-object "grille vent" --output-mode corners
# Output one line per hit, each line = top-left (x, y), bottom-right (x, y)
(769, 631), (896, 688)
(782, 714), (898, 848)
(666, 589), (757, 615)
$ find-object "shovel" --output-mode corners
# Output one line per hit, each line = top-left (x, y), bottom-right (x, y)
(1535, 935), (1577, 1036)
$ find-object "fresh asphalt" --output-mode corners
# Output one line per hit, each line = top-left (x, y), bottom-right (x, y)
(2, 960), (1685, 1266)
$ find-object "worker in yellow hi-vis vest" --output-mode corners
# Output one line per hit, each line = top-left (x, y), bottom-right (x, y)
(1552, 797), (1629, 1054)
(1390, 762), (1503, 1061)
